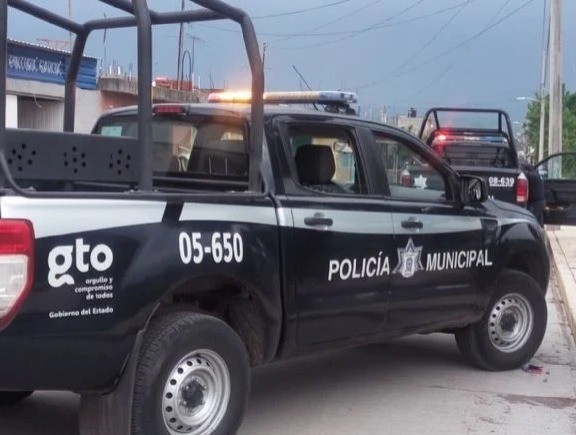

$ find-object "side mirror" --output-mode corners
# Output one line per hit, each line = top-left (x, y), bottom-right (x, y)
(460, 175), (488, 204)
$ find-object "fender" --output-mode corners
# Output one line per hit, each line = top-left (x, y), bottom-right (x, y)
(497, 220), (550, 291)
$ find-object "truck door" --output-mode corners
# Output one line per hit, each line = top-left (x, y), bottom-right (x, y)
(535, 152), (576, 225)
(370, 130), (488, 332)
(274, 121), (394, 346)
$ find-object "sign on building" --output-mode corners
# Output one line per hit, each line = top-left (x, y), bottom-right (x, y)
(7, 40), (97, 90)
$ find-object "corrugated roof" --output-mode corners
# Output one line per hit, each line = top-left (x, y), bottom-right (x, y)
(8, 38), (98, 60)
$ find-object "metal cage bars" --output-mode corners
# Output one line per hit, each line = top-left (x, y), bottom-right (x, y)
(0, 0), (265, 193)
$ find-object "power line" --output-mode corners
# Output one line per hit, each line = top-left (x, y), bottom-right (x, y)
(487, 0), (514, 26)
(401, 0), (515, 100)
(382, 0), (473, 82)
(280, 0), (429, 50)
(271, 0), (384, 44)
(356, 0), (536, 90)
(350, 0), (471, 33)
(196, 0), (477, 39)
(404, 53), (464, 101)
(395, 0), (512, 98)
(253, 0), (352, 19)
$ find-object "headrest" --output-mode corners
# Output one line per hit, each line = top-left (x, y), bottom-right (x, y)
(202, 139), (245, 152)
(188, 139), (248, 176)
(295, 145), (335, 185)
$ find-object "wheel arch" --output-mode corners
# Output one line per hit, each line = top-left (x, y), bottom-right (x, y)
(149, 273), (280, 367)
(496, 220), (551, 294)
(503, 248), (549, 293)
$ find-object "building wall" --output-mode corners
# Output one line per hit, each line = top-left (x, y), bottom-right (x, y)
(395, 115), (423, 136)
(18, 97), (63, 131)
(6, 94), (17, 127)
(76, 88), (103, 133)
(100, 91), (137, 112)
(6, 78), (101, 133)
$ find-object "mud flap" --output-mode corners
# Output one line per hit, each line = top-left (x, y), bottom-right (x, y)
(79, 330), (144, 435)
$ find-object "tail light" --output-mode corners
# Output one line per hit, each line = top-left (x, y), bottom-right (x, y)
(153, 105), (188, 115)
(0, 220), (34, 331)
(516, 172), (529, 204)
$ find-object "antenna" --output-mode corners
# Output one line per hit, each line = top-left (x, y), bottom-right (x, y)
(292, 65), (318, 110)
(292, 65), (313, 91)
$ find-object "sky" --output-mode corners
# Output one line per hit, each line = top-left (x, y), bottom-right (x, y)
(6, 0), (576, 125)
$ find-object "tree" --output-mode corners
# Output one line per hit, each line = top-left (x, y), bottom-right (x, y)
(525, 87), (576, 160)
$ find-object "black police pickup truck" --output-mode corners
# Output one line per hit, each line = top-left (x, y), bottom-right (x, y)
(417, 107), (576, 225)
(1, 2), (576, 435)
(418, 108), (528, 206)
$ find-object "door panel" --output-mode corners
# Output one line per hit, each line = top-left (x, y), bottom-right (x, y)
(286, 200), (394, 345)
(370, 129), (486, 332)
(276, 121), (393, 346)
(536, 152), (576, 225)
(389, 209), (486, 332)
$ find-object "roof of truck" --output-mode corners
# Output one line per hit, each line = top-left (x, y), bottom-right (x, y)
(95, 103), (371, 122)
(99, 103), (359, 119)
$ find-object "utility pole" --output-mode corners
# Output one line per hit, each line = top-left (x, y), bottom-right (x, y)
(548, 0), (562, 176)
(68, 0), (72, 51)
(262, 42), (267, 69)
(176, 0), (185, 90)
(537, 2), (549, 162)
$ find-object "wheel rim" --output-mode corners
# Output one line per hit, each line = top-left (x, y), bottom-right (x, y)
(487, 292), (534, 353)
(162, 349), (231, 435)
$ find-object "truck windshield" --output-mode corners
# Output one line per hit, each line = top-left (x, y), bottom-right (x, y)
(431, 134), (513, 168)
(436, 112), (499, 130)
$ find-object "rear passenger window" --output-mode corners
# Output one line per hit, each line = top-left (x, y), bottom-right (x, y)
(95, 115), (248, 191)
(286, 125), (366, 195)
(374, 133), (447, 202)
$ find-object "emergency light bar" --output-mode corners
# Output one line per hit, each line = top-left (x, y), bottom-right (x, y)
(208, 90), (358, 106)
(433, 133), (508, 144)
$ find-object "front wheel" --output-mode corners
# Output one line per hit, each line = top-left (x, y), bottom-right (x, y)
(0, 391), (33, 406)
(131, 312), (250, 435)
(455, 269), (547, 371)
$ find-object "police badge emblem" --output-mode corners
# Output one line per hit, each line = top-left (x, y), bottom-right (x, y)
(393, 238), (423, 278)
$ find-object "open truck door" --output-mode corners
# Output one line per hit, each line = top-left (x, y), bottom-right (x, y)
(535, 152), (576, 225)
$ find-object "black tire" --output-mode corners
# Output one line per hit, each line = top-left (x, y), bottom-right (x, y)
(455, 269), (547, 371)
(0, 391), (33, 406)
(131, 312), (250, 435)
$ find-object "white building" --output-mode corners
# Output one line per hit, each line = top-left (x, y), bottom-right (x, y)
(5, 40), (100, 133)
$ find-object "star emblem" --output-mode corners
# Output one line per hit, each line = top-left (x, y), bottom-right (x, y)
(413, 174), (428, 189)
(393, 238), (424, 278)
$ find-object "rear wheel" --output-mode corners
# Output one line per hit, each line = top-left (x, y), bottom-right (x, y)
(0, 391), (33, 406)
(455, 269), (547, 371)
(131, 312), (249, 435)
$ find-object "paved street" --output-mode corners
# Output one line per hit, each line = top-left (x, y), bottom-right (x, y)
(1, 278), (575, 435)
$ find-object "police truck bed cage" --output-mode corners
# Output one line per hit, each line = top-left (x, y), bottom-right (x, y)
(418, 107), (516, 143)
(418, 107), (519, 168)
(0, 0), (264, 197)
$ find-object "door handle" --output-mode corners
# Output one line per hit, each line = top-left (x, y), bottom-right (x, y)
(304, 215), (334, 227)
(401, 219), (423, 229)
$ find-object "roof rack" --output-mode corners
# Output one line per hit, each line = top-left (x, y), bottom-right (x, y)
(208, 90), (358, 115)
(0, 0), (264, 195)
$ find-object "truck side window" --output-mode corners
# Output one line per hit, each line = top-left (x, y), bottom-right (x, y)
(287, 125), (366, 195)
(374, 133), (447, 202)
